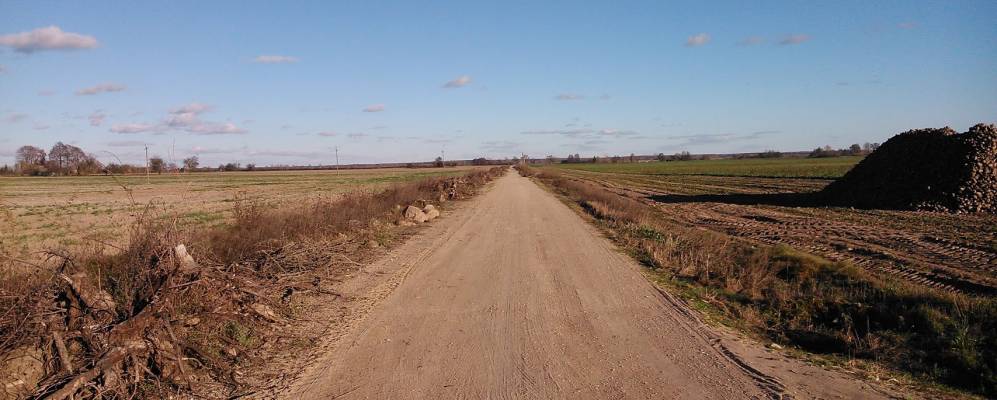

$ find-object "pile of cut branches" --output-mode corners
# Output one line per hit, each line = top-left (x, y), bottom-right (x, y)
(0, 166), (507, 399)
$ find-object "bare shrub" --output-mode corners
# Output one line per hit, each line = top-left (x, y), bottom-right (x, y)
(0, 166), (508, 398)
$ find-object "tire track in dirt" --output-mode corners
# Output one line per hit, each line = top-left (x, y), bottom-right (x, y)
(282, 172), (788, 399)
(575, 173), (997, 295)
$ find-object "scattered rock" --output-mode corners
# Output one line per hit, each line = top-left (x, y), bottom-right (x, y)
(183, 317), (201, 327)
(366, 240), (380, 249)
(424, 208), (440, 221)
(821, 123), (997, 213)
(769, 343), (783, 350)
(403, 205), (428, 223)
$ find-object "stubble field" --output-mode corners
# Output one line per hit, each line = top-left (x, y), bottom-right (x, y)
(0, 167), (483, 262)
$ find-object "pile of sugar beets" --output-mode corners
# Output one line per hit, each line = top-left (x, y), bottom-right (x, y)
(820, 123), (997, 213)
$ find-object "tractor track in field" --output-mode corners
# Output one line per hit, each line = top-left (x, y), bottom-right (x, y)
(571, 172), (997, 295)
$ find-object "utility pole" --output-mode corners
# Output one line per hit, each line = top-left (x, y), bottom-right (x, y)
(335, 146), (339, 173)
(145, 145), (149, 183)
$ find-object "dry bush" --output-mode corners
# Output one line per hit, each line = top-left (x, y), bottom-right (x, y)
(531, 168), (997, 396)
(0, 166), (507, 399)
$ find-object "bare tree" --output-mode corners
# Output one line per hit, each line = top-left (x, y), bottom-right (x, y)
(149, 156), (165, 174)
(182, 156), (199, 171)
(15, 145), (47, 175)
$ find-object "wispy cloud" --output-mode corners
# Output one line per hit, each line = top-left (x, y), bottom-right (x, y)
(598, 129), (639, 138)
(106, 140), (151, 147)
(108, 103), (244, 135)
(898, 21), (918, 30)
(76, 83), (126, 96)
(347, 132), (368, 139)
(186, 122), (245, 135)
(481, 140), (521, 152)
(165, 103), (246, 135)
(521, 129), (595, 137)
(779, 34), (811, 45)
(253, 55), (299, 64)
(737, 36), (765, 46)
(33, 122), (50, 130)
(110, 123), (158, 134)
(89, 110), (106, 127)
(443, 75), (472, 88)
(3, 113), (28, 123)
(0, 65), (5, 73)
(362, 104), (385, 112)
(0, 26), (98, 53)
(554, 93), (584, 101)
(669, 130), (779, 146)
(37, 89), (56, 96)
(686, 33), (711, 47)
(316, 131), (338, 137)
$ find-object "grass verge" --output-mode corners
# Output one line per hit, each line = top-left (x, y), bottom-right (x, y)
(519, 164), (996, 397)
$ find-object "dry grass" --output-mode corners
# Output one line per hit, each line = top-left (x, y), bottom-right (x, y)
(522, 165), (996, 396)
(0, 166), (507, 398)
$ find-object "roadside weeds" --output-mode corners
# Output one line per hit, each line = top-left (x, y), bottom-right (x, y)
(0, 166), (507, 399)
(518, 164), (996, 398)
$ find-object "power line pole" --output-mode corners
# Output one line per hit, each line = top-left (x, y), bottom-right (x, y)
(335, 146), (339, 173)
(144, 145), (149, 183)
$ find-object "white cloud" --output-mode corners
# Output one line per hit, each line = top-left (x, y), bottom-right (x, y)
(554, 93), (584, 101)
(160, 103), (244, 134)
(347, 132), (369, 139)
(76, 83), (126, 96)
(170, 103), (213, 115)
(686, 33), (711, 47)
(253, 55), (299, 64)
(0, 26), (98, 53)
(110, 123), (158, 134)
(443, 75), (472, 88)
(317, 131), (338, 137)
(737, 36), (765, 46)
(37, 90), (56, 96)
(33, 122), (50, 130)
(186, 122), (246, 135)
(779, 34), (811, 45)
(363, 104), (385, 112)
(89, 110), (106, 126)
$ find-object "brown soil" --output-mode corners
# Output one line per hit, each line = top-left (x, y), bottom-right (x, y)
(567, 171), (997, 295)
(280, 172), (907, 399)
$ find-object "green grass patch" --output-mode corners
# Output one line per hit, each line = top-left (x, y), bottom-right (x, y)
(551, 156), (862, 179)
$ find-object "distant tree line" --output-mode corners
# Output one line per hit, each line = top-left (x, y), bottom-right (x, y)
(808, 142), (880, 158)
(10, 143), (103, 176)
(1, 143), (212, 176)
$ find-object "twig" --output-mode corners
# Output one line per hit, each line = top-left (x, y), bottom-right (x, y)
(51, 330), (74, 374)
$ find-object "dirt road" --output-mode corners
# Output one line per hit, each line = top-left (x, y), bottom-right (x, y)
(284, 172), (896, 399)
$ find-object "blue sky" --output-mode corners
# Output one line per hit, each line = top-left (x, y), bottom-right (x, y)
(1, 0), (995, 166)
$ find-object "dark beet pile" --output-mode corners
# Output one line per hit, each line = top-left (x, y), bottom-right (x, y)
(821, 123), (997, 213)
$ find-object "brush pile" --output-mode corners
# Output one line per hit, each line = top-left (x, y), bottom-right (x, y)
(821, 123), (997, 213)
(0, 166), (507, 399)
